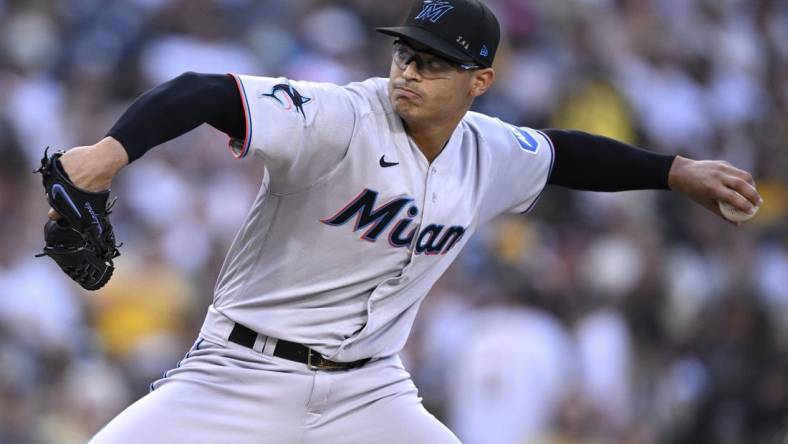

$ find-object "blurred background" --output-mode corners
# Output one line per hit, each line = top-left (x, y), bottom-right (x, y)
(0, 0), (786, 443)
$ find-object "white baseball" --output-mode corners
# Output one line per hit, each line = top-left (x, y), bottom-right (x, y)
(718, 192), (759, 222)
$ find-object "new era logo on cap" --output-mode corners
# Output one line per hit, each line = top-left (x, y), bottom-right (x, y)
(415, 1), (455, 23)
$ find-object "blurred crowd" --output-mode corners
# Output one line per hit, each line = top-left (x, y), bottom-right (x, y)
(0, 0), (786, 443)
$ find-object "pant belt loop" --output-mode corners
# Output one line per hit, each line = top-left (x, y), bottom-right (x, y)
(262, 336), (278, 356)
(252, 334), (267, 354)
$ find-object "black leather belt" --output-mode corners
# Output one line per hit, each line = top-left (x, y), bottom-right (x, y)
(228, 323), (369, 370)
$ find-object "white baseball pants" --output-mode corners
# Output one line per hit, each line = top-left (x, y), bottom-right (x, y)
(89, 336), (459, 443)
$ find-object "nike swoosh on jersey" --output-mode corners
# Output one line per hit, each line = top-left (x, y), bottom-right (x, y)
(379, 155), (399, 168)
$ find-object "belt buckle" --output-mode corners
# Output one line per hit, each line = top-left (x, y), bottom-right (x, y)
(306, 349), (342, 371)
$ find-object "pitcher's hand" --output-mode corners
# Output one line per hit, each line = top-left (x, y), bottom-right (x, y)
(48, 137), (128, 220)
(668, 156), (762, 226)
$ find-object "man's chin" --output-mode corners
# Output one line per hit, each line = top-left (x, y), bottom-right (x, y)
(392, 100), (419, 121)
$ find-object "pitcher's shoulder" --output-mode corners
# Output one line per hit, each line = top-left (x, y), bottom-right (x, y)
(342, 77), (393, 116)
(460, 111), (511, 145)
(461, 112), (547, 155)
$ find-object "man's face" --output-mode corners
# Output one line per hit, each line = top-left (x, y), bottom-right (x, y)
(387, 41), (479, 124)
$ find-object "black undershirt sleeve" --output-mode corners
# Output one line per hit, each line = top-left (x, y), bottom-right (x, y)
(107, 72), (245, 163)
(543, 129), (676, 191)
(108, 75), (674, 191)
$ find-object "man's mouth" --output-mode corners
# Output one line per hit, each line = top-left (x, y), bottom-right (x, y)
(393, 86), (421, 99)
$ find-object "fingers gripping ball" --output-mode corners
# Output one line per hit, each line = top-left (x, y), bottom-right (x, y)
(718, 191), (759, 223)
(34, 147), (121, 290)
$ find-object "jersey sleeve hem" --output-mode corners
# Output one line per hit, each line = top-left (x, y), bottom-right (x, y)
(227, 73), (252, 159)
(520, 129), (556, 214)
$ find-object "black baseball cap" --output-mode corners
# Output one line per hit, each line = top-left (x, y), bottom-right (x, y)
(376, 0), (500, 68)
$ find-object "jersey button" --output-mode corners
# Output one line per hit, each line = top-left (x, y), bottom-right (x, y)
(432, 192), (437, 203)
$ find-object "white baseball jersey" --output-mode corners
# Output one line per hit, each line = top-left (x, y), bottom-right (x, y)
(201, 75), (554, 363)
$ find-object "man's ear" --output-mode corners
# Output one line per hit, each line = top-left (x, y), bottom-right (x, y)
(470, 68), (495, 98)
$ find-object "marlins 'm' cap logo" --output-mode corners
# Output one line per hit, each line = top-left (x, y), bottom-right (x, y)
(414, 1), (455, 23)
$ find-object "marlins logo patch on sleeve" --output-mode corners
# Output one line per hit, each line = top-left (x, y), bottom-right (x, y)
(258, 83), (312, 119)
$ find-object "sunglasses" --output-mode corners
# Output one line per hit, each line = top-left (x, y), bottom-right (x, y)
(392, 41), (481, 79)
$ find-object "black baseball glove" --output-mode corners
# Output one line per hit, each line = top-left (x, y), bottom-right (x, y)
(34, 148), (121, 290)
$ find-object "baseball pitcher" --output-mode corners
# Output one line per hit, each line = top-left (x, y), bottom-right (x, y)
(37, 1), (761, 442)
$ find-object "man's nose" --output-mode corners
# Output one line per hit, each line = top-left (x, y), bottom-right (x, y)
(401, 61), (422, 80)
